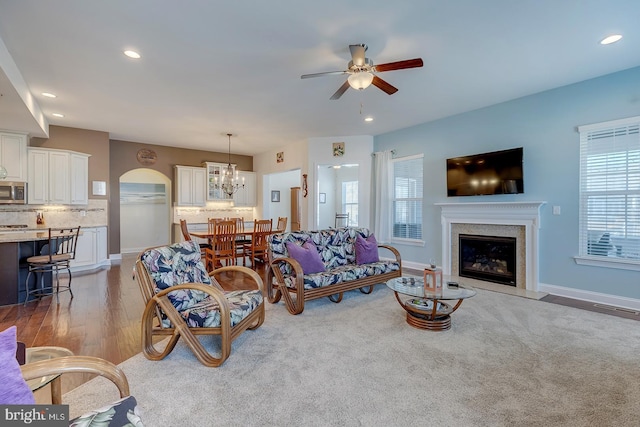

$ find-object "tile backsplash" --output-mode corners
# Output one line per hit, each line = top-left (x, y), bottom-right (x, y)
(0, 199), (108, 228)
(174, 204), (255, 225)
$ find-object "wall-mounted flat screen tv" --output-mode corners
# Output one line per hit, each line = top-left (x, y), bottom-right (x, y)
(446, 147), (524, 196)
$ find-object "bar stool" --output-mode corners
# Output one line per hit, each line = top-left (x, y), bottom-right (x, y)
(24, 227), (81, 305)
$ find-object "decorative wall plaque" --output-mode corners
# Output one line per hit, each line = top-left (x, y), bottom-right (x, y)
(276, 151), (284, 163)
(332, 142), (345, 157)
(136, 149), (157, 165)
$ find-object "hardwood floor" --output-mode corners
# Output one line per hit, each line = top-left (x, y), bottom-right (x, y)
(0, 253), (272, 397)
(2, 255), (636, 398)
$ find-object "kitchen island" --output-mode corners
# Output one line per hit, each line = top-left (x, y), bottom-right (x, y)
(0, 231), (56, 306)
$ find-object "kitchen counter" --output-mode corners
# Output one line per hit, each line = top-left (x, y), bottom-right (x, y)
(0, 231), (59, 243)
(0, 224), (107, 243)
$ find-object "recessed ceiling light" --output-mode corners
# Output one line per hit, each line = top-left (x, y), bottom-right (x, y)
(124, 50), (141, 59)
(42, 92), (56, 98)
(52, 113), (65, 118)
(600, 34), (622, 45)
(364, 117), (373, 122)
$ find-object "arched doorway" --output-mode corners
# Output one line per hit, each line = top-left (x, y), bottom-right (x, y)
(119, 168), (171, 253)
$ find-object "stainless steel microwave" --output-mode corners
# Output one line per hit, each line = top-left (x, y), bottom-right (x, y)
(0, 181), (27, 204)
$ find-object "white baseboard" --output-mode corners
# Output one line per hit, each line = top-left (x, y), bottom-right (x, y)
(109, 253), (123, 260)
(400, 259), (431, 271)
(380, 257), (430, 271)
(539, 282), (640, 311)
(69, 259), (111, 273)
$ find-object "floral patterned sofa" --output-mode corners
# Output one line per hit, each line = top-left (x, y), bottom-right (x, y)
(267, 227), (401, 314)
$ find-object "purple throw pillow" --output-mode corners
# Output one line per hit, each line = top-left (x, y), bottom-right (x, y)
(355, 234), (380, 265)
(0, 326), (35, 404)
(286, 240), (325, 274)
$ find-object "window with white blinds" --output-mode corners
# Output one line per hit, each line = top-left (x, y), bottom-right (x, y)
(578, 117), (640, 265)
(392, 155), (423, 241)
(342, 180), (358, 226)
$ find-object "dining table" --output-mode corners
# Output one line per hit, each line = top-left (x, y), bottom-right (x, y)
(190, 226), (255, 246)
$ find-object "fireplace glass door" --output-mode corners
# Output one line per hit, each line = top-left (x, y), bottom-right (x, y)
(459, 234), (516, 286)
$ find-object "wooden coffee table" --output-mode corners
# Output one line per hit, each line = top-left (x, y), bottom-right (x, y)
(386, 276), (476, 331)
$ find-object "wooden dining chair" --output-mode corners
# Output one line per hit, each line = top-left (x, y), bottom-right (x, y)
(276, 216), (288, 233)
(205, 219), (237, 271)
(180, 219), (210, 258)
(229, 217), (250, 264)
(207, 217), (223, 234)
(242, 219), (272, 267)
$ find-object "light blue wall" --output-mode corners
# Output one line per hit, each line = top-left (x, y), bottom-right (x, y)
(374, 66), (640, 299)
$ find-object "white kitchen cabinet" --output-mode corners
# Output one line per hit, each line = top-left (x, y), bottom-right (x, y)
(48, 150), (70, 204)
(203, 162), (235, 201)
(96, 226), (107, 263)
(27, 148), (90, 205)
(233, 171), (256, 207)
(70, 226), (109, 271)
(0, 132), (27, 181)
(175, 166), (206, 206)
(70, 153), (89, 205)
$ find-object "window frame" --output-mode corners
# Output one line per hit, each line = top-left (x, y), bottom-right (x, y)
(574, 115), (640, 272)
(391, 154), (425, 245)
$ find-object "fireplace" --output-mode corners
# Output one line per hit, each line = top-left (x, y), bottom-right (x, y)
(459, 234), (516, 286)
(437, 201), (545, 293)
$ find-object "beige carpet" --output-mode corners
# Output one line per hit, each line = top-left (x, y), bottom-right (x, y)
(64, 287), (640, 426)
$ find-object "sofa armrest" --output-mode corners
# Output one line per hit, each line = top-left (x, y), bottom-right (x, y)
(377, 244), (402, 266)
(270, 257), (304, 279)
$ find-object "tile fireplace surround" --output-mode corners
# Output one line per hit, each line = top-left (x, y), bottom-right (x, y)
(436, 201), (546, 297)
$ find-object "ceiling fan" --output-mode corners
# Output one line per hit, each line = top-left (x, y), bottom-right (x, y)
(301, 44), (423, 100)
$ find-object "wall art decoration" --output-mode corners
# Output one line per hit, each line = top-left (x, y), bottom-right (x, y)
(276, 152), (284, 163)
(271, 190), (280, 202)
(332, 142), (345, 157)
(120, 183), (166, 204)
(136, 148), (157, 165)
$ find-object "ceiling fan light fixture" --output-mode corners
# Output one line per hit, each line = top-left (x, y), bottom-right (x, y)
(348, 71), (374, 90)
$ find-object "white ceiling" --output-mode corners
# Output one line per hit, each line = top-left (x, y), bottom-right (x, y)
(0, 1), (639, 156)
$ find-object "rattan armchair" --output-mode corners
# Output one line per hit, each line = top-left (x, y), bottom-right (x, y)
(135, 241), (264, 367)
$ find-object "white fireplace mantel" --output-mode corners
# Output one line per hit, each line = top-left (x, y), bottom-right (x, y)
(436, 201), (546, 292)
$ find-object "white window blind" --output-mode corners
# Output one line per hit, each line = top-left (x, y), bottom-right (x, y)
(342, 180), (358, 226)
(393, 155), (423, 240)
(579, 118), (640, 263)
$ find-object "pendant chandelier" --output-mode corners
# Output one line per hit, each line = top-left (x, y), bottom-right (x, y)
(216, 133), (244, 197)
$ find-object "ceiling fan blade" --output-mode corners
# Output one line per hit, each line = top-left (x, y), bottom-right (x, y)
(301, 70), (348, 79)
(349, 44), (366, 67)
(372, 76), (398, 95)
(374, 58), (424, 73)
(330, 80), (350, 100)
